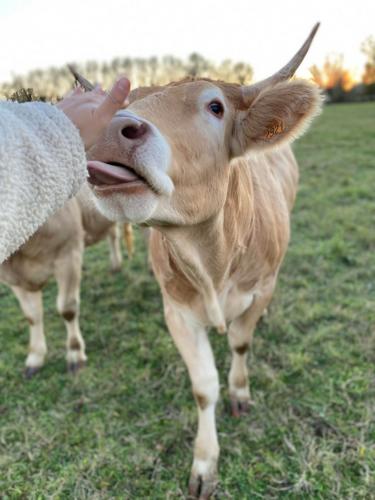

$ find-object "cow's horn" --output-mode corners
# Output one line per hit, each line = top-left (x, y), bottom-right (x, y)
(242, 22), (320, 101)
(67, 64), (95, 91)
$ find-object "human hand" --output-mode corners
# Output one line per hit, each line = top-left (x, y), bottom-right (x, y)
(56, 77), (130, 149)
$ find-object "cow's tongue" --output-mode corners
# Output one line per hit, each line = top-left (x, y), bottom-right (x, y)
(87, 160), (140, 186)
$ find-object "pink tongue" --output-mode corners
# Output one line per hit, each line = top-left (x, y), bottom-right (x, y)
(87, 160), (139, 186)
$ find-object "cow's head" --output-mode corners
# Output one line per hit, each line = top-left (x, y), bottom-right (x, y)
(82, 24), (322, 225)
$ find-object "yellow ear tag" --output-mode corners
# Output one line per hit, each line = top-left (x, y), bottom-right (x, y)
(264, 120), (284, 139)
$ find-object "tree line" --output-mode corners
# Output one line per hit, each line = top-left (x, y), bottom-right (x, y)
(1, 36), (374, 104)
(0, 54), (253, 101)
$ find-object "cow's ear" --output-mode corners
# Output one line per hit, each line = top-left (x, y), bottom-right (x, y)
(231, 81), (322, 157)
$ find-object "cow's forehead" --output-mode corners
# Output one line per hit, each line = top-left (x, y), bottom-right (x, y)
(129, 78), (244, 109)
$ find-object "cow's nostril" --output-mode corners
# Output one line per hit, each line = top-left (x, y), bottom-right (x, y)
(121, 123), (147, 140)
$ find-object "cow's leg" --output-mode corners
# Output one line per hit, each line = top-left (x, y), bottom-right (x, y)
(123, 223), (134, 260)
(164, 301), (219, 499)
(12, 286), (46, 377)
(228, 285), (274, 417)
(55, 249), (87, 373)
(141, 227), (153, 272)
(108, 224), (122, 272)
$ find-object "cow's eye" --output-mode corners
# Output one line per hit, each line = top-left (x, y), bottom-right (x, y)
(208, 101), (224, 118)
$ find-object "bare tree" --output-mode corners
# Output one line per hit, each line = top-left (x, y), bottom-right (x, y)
(310, 55), (354, 91)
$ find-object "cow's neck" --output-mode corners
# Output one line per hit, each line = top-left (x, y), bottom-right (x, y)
(163, 211), (229, 280)
(154, 165), (255, 331)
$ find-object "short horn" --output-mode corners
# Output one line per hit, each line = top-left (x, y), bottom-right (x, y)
(243, 22), (320, 101)
(67, 64), (95, 91)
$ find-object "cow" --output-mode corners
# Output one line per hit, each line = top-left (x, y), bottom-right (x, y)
(0, 187), (133, 377)
(75, 24), (322, 498)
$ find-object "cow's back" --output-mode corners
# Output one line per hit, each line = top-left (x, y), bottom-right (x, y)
(0, 199), (83, 290)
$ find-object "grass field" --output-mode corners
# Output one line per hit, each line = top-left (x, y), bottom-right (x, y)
(1, 102), (375, 499)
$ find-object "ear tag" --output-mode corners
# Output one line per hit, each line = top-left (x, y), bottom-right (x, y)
(264, 119), (284, 139)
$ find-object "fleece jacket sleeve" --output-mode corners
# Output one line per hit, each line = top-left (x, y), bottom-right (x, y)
(0, 101), (87, 263)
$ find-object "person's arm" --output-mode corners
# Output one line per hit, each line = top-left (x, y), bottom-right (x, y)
(0, 77), (130, 263)
(0, 101), (86, 262)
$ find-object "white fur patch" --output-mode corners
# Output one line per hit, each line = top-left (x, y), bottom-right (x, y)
(192, 458), (213, 476)
(26, 351), (46, 368)
(220, 280), (255, 321)
(92, 189), (159, 223)
(231, 386), (250, 399)
(198, 88), (227, 138)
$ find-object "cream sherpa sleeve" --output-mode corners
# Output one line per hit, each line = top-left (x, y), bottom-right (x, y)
(0, 101), (87, 263)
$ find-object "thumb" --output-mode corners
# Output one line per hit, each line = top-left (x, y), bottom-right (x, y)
(95, 77), (131, 123)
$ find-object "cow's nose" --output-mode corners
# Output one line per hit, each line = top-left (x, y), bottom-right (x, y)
(120, 118), (149, 141)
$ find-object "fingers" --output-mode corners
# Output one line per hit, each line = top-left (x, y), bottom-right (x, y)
(93, 84), (106, 96)
(108, 76), (130, 105)
(95, 77), (131, 124)
(57, 75), (131, 150)
(63, 86), (84, 98)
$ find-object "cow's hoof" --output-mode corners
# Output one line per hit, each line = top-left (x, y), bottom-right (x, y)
(110, 264), (122, 273)
(188, 475), (217, 499)
(188, 466), (218, 499)
(67, 360), (86, 375)
(230, 397), (252, 417)
(24, 366), (41, 379)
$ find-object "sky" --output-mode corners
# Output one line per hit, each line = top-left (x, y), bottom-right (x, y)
(0, 0), (374, 84)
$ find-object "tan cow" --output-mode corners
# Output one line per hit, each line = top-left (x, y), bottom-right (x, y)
(0, 187), (132, 377)
(78, 24), (322, 497)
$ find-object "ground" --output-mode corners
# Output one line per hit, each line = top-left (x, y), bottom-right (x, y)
(1, 102), (374, 499)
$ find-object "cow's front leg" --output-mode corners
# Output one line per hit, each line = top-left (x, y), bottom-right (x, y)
(228, 285), (274, 417)
(164, 301), (219, 499)
(55, 248), (87, 373)
(12, 286), (46, 377)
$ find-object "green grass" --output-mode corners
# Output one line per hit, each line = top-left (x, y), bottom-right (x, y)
(1, 102), (375, 499)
